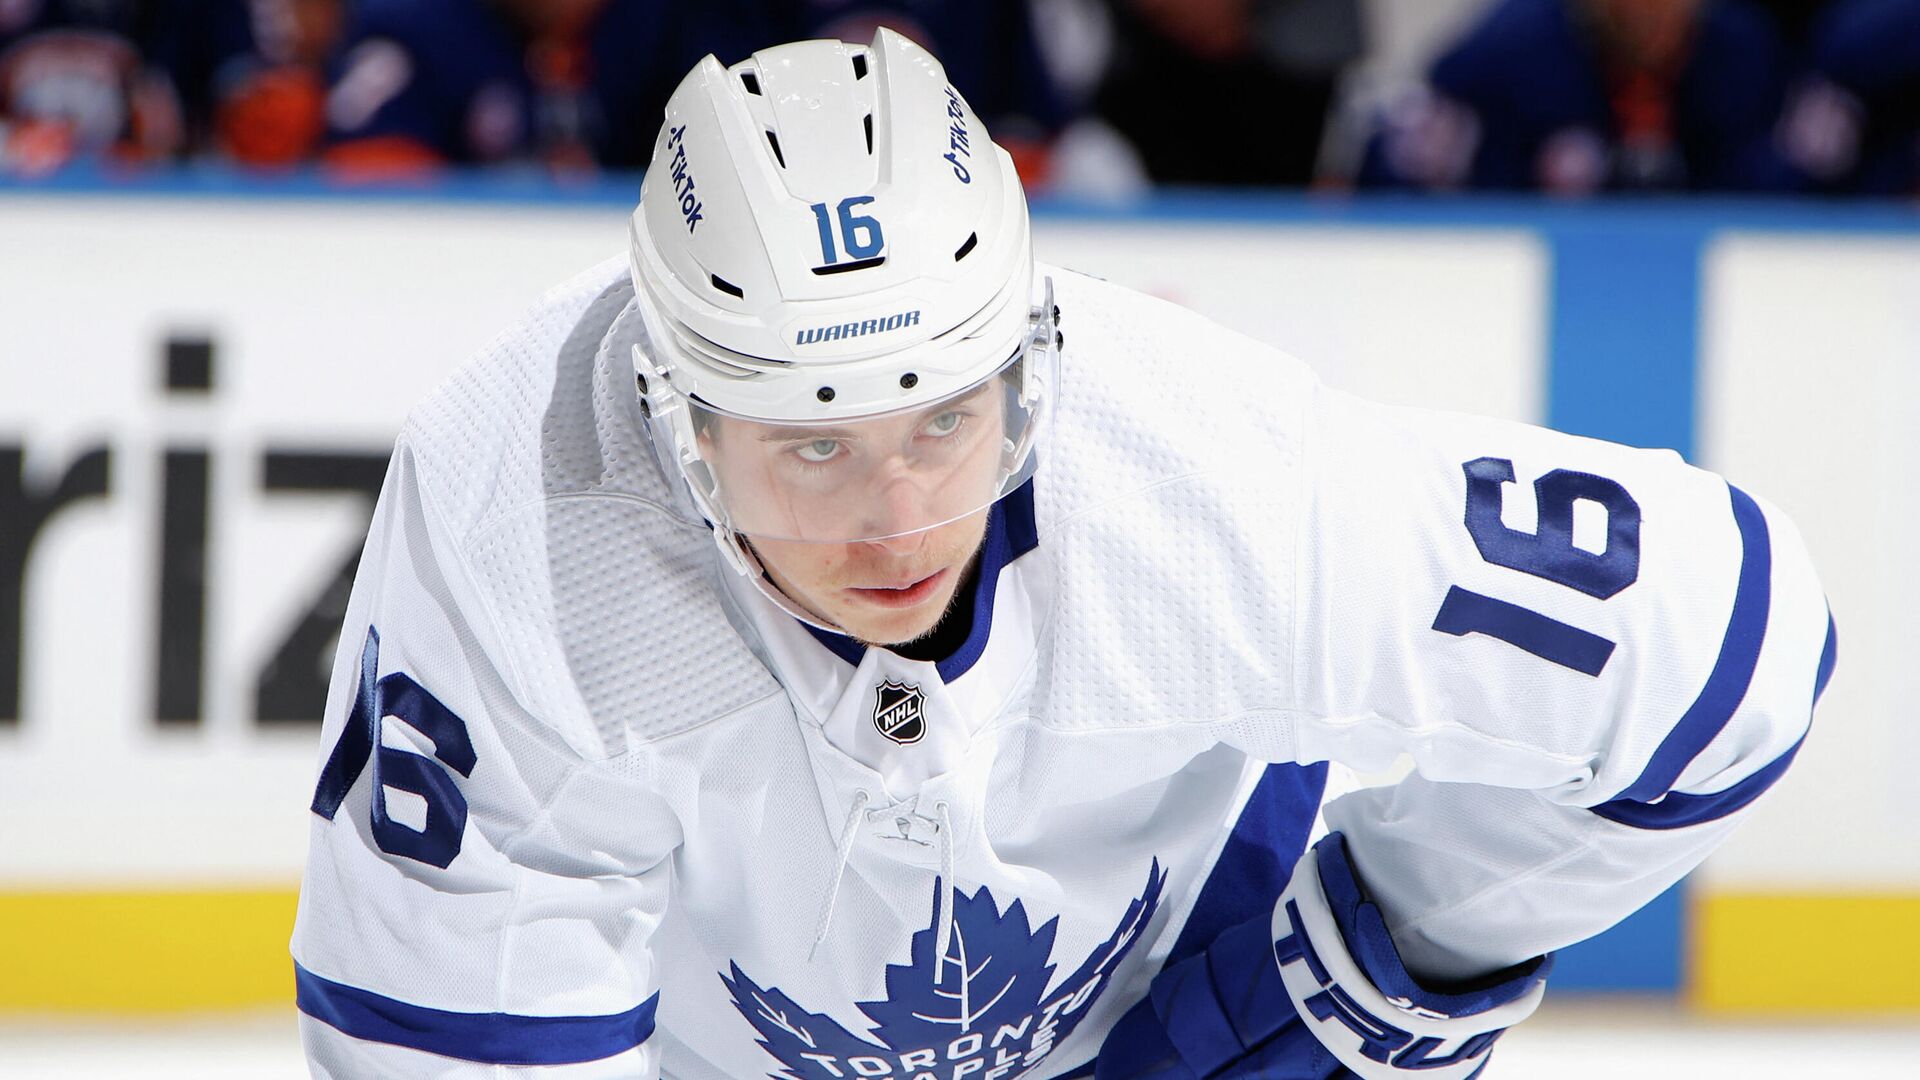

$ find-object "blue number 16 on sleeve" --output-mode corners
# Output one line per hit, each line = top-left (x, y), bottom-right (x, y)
(309, 627), (477, 869)
(1431, 457), (1641, 676)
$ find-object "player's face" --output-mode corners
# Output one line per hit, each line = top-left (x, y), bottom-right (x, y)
(700, 385), (1005, 644)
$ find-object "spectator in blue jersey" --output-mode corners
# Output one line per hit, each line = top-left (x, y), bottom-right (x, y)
(1776, 0), (1920, 195)
(1361, 0), (1797, 195)
(323, 0), (796, 176)
(794, 2), (1071, 184)
(152, 0), (342, 168)
(0, 0), (183, 174)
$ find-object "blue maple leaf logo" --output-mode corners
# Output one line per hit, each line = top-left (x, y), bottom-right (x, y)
(718, 965), (877, 1074)
(860, 876), (1063, 1046)
(723, 861), (1167, 1079)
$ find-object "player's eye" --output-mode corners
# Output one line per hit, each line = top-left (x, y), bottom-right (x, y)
(922, 411), (965, 438)
(794, 438), (844, 464)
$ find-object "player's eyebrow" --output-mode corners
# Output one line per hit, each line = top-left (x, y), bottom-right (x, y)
(906, 381), (996, 418)
(758, 426), (856, 442)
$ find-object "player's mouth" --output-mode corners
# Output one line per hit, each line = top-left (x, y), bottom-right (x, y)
(846, 569), (948, 609)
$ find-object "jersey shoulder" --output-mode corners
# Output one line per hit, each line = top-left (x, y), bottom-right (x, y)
(400, 253), (661, 535)
(1031, 267), (1318, 736)
(389, 255), (776, 758)
(1043, 264), (1319, 517)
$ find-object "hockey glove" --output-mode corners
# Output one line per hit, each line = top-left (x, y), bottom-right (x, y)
(1095, 832), (1550, 1080)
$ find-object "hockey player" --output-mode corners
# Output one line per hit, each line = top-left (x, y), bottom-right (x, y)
(291, 28), (1836, 1080)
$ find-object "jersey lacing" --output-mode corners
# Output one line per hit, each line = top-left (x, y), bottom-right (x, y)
(811, 792), (956, 982)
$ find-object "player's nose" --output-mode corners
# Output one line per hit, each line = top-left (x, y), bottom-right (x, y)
(858, 467), (939, 543)
(860, 526), (930, 559)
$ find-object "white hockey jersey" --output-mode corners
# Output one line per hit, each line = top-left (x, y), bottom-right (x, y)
(291, 258), (1834, 1079)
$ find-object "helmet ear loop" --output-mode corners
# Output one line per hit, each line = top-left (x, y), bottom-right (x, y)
(1011, 277), (1057, 453)
(1021, 276), (1056, 410)
(673, 416), (759, 580)
(631, 338), (752, 579)
(997, 285), (1058, 487)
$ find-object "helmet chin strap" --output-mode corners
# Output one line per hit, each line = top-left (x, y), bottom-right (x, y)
(724, 530), (851, 636)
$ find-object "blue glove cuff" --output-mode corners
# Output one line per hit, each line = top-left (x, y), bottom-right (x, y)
(1314, 833), (1553, 1019)
(1271, 833), (1552, 1079)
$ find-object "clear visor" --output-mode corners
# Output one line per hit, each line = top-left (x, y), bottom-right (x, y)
(679, 315), (1057, 545)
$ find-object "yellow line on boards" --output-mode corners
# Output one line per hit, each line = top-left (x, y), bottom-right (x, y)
(1693, 892), (1920, 1014)
(6, 886), (1919, 1014)
(0, 888), (298, 1011)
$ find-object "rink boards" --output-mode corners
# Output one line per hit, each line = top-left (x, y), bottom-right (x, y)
(0, 182), (1915, 1014)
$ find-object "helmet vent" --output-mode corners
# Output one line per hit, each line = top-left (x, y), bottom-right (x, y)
(740, 71), (761, 95)
(765, 130), (786, 168)
(863, 113), (874, 153)
(851, 53), (869, 79)
(709, 274), (745, 298)
(953, 232), (978, 261)
(812, 256), (886, 276)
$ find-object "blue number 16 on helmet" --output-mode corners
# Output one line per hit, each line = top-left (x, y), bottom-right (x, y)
(810, 196), (886, 268)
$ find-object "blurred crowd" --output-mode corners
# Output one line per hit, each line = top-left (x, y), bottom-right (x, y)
(0, 0), (1914, 197)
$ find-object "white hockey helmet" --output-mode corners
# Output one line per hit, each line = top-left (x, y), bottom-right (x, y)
(628, 29), (1058, 581)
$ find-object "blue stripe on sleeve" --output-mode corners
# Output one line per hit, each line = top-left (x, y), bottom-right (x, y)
(1591, 732), (1805, 830)
(1814, 611), (1838, 706)
(1614, 484), (1772, 805)
(294, 963), (658, 1065)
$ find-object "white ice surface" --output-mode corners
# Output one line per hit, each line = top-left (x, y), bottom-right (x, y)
(1, 1004), (1918, 1079)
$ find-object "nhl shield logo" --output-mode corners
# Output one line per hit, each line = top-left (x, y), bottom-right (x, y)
(872, 680), (926, 745)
